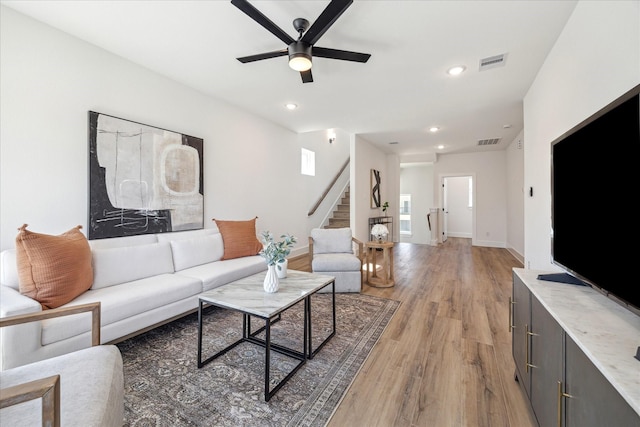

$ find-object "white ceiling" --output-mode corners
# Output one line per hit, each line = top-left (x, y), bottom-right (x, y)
(1, 0), (578, 161)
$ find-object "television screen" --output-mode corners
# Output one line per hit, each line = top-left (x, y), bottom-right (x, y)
(551, 84), (640, 315)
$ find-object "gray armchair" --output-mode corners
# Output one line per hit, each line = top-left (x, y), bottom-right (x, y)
(309, 227), (363, 292)
(0, 302), (124, 426)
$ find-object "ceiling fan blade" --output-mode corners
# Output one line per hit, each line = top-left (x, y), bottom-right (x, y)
(301, 69), (313, 83)
(313, 46), (371, 63)
(231, 0), (295, 45)
(301, 0), (353, 45)
(237, 49), (288, 63)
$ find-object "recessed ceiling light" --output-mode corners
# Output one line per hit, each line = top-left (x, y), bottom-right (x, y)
(429, 126), (439, 132)
(437, 145), (445, 150)
(503, 124), (512, 129)
(389, 141), (399, 145)
(285, 103), (298, 110)
(447, 65), (466, 76)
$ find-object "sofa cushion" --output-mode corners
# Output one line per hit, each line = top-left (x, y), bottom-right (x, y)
(15, 225), (93, 309)
(170, 234), (224, 271)
(176, 255), (267, 292)
(42, 273), (202, 345)
(213, 218), (263, 260)
(91, 242), (174, 289)
(312, 253), (362, 271)
(311, 228), (354, 254)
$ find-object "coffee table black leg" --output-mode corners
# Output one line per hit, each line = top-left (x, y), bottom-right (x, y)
(332, 280), (336, 332)
(304, 298), (309, 359)
(304, 295), (313, 359)
(243, 313), (249, 338)
(308, 279), (336, 359)
(197, 299), (204, 367)
(263, 311), (308, 401)
(198, 299), (308, 401)
(198, 304), (248, 369)
(264, 317), (271, 401)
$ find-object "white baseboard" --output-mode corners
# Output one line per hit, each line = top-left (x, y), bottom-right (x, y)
(507, 247), (524, 264)
(473, 239), (505, 248)
(447, 231), (472, 238)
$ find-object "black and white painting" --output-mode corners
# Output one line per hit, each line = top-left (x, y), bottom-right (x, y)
(88, 111), (204, 240)
(370, 169), (381, 208)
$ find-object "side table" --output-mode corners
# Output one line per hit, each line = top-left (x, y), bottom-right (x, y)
(364, 241), (395, 288)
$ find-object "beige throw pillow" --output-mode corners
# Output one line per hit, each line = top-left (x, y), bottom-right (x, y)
(15, 224), (93, 309)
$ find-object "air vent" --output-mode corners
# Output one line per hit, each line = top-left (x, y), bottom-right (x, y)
(478, 138), (501, 146)
(479, 53), (507, 71)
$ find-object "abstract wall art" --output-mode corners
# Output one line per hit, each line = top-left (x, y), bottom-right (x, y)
(88, 111), (204, 240)
(370, 169), (381, 208)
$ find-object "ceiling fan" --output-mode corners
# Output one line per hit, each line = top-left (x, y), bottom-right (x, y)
(231, 0), (371, 83)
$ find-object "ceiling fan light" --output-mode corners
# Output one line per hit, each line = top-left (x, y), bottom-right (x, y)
(288, 42), (312, 71)
(289, 55), (312, 71)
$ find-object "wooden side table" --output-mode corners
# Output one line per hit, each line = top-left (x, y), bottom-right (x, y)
(364, 241), (395, 288)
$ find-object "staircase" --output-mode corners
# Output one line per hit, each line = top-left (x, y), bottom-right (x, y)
(325, 186), (350, 229)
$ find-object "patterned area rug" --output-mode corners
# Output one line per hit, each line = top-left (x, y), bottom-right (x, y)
(117, 292), (400, 427)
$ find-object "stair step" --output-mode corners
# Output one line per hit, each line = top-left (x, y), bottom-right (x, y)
(336, 204), (349, 212)
(326, 219), (350, 228)
(329, 217), (349, 225)
(332, 211), (349, 219)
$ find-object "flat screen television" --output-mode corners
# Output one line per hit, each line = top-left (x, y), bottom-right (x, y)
(551, 84), (640, 317)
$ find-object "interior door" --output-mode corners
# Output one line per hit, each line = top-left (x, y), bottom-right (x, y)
(442, 175), (474, 242)
(442, 179), (448, 242)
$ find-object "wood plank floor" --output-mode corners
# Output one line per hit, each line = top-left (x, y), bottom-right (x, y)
(288, 237), (538, 427)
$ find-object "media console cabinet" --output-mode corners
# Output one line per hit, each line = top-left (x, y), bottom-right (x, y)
(511, 268), (640, 427)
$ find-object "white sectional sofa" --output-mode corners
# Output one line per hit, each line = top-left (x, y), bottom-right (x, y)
(0, 227), (267, 370)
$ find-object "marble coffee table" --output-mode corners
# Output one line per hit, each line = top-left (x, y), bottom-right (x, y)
(197, 270), (336, 401)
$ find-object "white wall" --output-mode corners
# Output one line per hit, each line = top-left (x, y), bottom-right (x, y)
(352, 135), (391, 243)
(523, 0), (639, 270)
(399, 164), (434, 245)
(0, 6), (340, 254)
(506, 130), (525, 262)
(385, 155), (401, 242)
(434, 150), (508, 248)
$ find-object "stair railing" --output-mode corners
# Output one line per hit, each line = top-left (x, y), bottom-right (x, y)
(308, 158), (350, 216)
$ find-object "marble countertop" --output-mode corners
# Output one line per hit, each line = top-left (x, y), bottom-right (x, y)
(199, 270), (335, 318)
(514, 268), (640, 415)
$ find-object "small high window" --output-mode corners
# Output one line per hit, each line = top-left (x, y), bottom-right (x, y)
(301, 148), (315, 176)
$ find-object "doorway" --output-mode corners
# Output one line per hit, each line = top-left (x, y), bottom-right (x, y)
(440, 174), (476, 245)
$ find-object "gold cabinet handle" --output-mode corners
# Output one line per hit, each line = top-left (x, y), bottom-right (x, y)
(525, 326), (538, 372)
(557, 381), (562, 427)
(509, 297), (516, 332)
(557, 381), (573, 427)
(525, 325), (530, 372)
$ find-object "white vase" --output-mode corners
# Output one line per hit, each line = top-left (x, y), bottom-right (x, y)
(264, 264), (279, 293)
(276, 259), (288, 279)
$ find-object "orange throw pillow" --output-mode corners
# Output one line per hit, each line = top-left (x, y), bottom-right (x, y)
(15, 224), (93, 309)
(213, 217), (263, 260)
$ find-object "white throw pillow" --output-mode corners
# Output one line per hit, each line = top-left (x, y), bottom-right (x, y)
(170, 234), (223, 271)
(91, 242), (174, 289)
